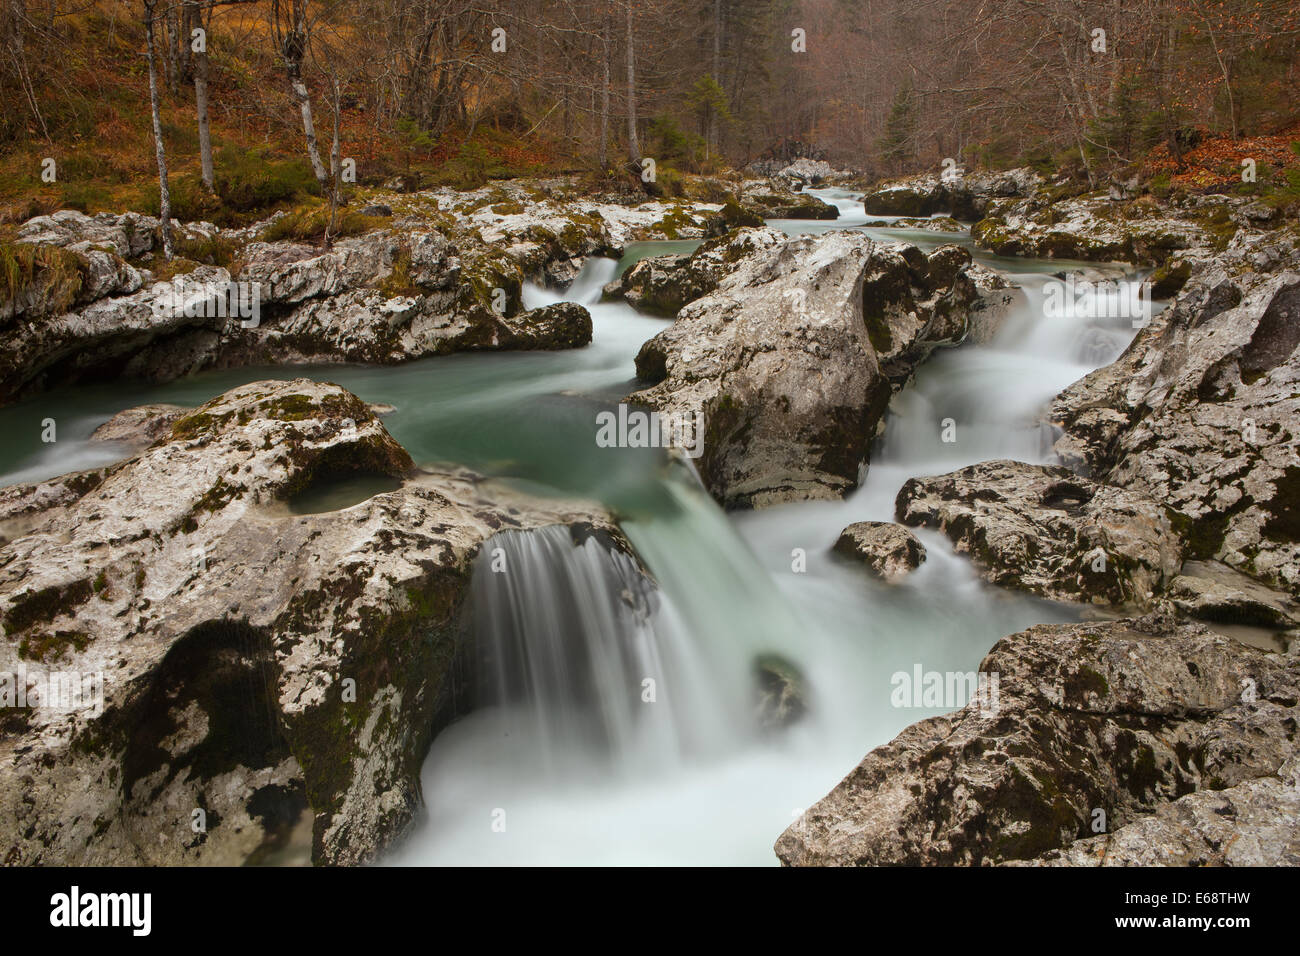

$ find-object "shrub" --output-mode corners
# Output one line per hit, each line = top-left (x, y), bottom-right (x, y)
(260, 203), (388, 243)
(215, 147), (320, 213)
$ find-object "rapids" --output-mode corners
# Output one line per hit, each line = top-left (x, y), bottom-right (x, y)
(0, 188), (1152, 865)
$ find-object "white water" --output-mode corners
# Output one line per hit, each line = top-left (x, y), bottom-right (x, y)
(387, 193), (1155, 866)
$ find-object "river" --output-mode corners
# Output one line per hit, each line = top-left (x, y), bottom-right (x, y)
(0, 187), (1148, 865)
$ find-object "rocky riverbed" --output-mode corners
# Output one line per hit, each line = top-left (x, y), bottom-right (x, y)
(1, 165), (1297, 867)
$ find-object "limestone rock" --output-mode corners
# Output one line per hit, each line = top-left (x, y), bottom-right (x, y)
(775, 618), (1299, 866)
(896, 460), (1183, 608)
(89, 403), (189, 449)
(629, 231), (980, 508)
(833, 521), (926, 580)
(1026, 758), (1300, 866)
(1051, 246), (1300, 595)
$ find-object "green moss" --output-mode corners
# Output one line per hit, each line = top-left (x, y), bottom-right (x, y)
(4, 579), (94, 636)
(715, 198), (763, 231)
(170, 411), (220, 441)
(652, 207), (695, 240)
(18, 629), (91, 663)
(260, 205), (389, 244)
(1193, 206), (1239, 251)
(376, 248), (420, 299)
(1149, 258), (1192, 298)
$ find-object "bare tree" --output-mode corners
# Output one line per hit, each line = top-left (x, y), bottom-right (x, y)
(190, 0), (214, 191)
(143, 0), (174, 258)
(625, 0), (639, 168)
(272, 0), (330, 190)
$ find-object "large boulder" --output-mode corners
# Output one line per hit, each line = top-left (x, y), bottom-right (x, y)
(628, 231), (982, 508)
(896, 460), (1184, 609)
(0, 228), (593, 401)
(775, 616), (1300, 866)
(860, 168), (1043, 220)
(972, 194), (1212, 263)
(1051, 239), (1300, 595)
(736, 178), (839, 220)
(0, 379), (641, 865)
(89, 403), (189, 449)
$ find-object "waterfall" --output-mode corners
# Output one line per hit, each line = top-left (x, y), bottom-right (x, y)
(465, 523), (745, 777)
(522, 257), (619, 310)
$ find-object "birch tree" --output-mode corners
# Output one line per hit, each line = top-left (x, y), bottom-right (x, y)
(143, 0), (174, 259)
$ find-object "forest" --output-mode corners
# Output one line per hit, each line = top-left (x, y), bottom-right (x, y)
(2, 0), (1298, 229)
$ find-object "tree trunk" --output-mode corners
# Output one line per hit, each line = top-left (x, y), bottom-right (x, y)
(163, 2), (180, 94)
(625, 0), (639, 167)
(599, 6), (610, 169)
(281, 9), (329, 189)
(710, 0), (722, 154)
(178, 0), (194, 84)
(326, 79), (342, 247)
(144, 0), (174, 259)
(193, 2), (214, 192)
(8, 0), (50, 141)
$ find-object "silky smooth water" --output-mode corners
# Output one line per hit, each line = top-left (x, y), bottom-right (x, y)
(0, 189), (1150, 865)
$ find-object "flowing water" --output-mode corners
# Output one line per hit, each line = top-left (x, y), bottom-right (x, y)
(0, 188), (1152, 865)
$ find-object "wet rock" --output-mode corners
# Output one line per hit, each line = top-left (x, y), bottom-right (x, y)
(0, 265), (238, 403)
(833, 521), (926, 581)
(860, 168), (1042, 220)
(754, 654), (808, 730)
(736, 178), (839, 220)
(863, 216), (965, 232)
(966, 190), (1258, 265)
(629, 231), (981, 508)
(89, 403), (189, 448)
(0, 378), (639, 865)
(965, 264), (1021, 344)
(502, 301), (592, 349)
(0, 178), (738, 404)
(1051, 244), (1300, 595)
(775, 158), (849, 187)
(775, 618), (1300, 866)
(896, 460), (1183, 608)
